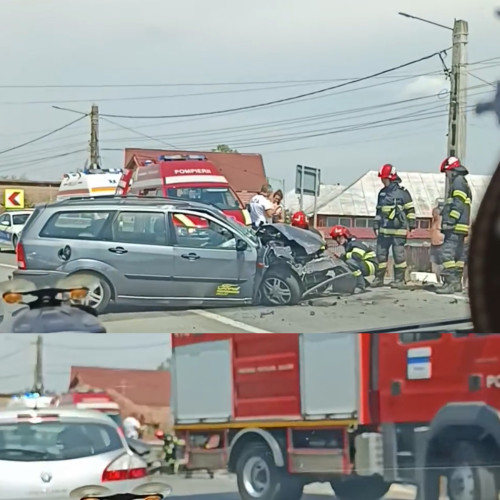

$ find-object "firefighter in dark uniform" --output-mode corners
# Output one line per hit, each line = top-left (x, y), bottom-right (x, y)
(372, 164), (416, 289)
(435, 156), (471, 294)
(330, 225), (378, 293)
(291, 211), (326, 247)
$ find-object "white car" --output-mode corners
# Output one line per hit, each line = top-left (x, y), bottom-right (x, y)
(0, 210), (33, 251)
(0, 406), (172, 500)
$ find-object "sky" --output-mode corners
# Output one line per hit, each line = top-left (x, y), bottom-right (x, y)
(0, 334), (171, 394)
(1, 0), (500, 189)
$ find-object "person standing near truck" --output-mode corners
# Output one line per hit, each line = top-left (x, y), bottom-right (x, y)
(435, 156), (472, 294)
(372, 164), (416, 289)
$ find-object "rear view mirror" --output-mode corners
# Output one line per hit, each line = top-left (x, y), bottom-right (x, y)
(236, 239), (248, 252)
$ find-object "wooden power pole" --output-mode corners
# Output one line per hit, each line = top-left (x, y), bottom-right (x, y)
(89, 104), (100, 169)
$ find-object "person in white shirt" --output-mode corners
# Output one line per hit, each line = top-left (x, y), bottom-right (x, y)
(249, 184), (275, 229)
(123, 413), (141, 439)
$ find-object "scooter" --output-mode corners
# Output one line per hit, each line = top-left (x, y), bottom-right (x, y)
(0, 274), (107, 333)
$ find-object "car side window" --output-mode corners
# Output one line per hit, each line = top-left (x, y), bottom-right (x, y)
(0, 214), (11, 226)
(170, 212), (237, 250)
(111, 211), (168, 246)
(39, 211), (114, 240)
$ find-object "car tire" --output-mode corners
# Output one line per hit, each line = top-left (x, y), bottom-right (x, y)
(260, 269), (302, 306)
(70, 272), (112, 314)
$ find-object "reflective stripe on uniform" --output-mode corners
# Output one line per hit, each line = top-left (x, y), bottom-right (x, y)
(351, 247), (365, 257)
(365, 261), (376, 276)
(352, 269), (362, 277)
(394, 261), (407, 269)
(442, 260), (456, 269)
(379, 262), (388, 269)
(364, 251), (376, 260)
(379, 228), (407, 236)
(454, 223), (469, 234)
(403, 201), (414, 209)
(450, 210), (461, 219)
(452, 190), (468, 202)
(407, 213), (416, 220)
(456, 260), (465, 269)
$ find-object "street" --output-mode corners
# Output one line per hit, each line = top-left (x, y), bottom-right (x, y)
(166, 474), (416, 500)
(0, 252), (470, 333)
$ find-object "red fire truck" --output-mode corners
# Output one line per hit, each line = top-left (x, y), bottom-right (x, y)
(170, 333), (500, 500)
(117, 154), (252, 226)
(51, 389), (123, 428)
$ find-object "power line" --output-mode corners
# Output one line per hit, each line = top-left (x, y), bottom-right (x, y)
(0, 115), (88, 156)
(0, 149), (87, 171)
(96, 48), (451, 120)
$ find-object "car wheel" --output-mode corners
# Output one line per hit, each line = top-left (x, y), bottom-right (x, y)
(71, 272), (112, 314)
(260, 269), (302, 306)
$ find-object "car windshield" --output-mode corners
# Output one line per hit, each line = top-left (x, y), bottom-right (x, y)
(167, 187), (241, 211)
(12, 214), (30, 225)
(0, 420), (123, 461)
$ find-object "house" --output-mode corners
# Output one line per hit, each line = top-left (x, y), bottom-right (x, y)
(69, 366), (172, 430)
(124, 148), (267, 205)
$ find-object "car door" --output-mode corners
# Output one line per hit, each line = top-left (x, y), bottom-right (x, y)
(101, 210), (176, 299)
(168, 209), (258, 302)
(0, 213), (12, 248)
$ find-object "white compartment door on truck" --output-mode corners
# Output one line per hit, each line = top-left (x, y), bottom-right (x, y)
(172, 340), (233, 423)
(299, 334), (359, 418)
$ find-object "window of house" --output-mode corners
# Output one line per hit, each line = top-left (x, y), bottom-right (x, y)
(419, 219), (430, 229)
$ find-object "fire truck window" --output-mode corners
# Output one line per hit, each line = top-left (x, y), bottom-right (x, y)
(167, 188), (240, 210)
(399, 333), (442, 343)
(171, 213), (236, 250)
(111, 212), (167, 246)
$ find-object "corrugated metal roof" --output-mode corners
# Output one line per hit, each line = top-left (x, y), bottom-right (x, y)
(284, 184), (345, 214)
(317, 170), (491, 218)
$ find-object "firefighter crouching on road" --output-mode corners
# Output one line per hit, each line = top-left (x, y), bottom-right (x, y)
(372, 164), (416, 289)
(330, 225), (378, 293)
(435, 156), (471, 294)
(290, 211), (326, 245)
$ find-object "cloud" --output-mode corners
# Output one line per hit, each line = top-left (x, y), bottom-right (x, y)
(400, 75), (449, 99)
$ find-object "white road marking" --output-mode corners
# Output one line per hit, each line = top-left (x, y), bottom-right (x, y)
(191, 309), (271, 333)
(0, 263), (16, 269)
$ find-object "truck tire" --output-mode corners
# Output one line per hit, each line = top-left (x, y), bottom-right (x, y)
(424, 441), (497, 500)
(260, 269), (302, 306)
(446, 441), (497, 500)
(236, 443), (303, 500)
(331, 476), (390, 500)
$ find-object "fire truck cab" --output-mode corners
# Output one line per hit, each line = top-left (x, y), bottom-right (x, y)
(170, 333), (500, 500)
(52, 390), (123, 428)
(119, 155), (251, 226)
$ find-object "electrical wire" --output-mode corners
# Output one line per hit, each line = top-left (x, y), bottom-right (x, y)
(0, 149), (87, 171)
(95, 48), (450, 119)
(0, 115), (88, 156)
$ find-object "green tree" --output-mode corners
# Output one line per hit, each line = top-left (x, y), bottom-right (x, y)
(212, 144), (238, 153)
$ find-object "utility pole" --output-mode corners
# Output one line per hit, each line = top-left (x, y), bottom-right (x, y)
(32, 335), (44, 394)
(446, 19), (468, 195)
(89, 103), (100, 169)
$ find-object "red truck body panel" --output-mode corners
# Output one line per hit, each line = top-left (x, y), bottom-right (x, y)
(172, 333), (500, 429)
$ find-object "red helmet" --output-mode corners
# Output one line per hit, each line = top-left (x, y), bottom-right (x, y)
(378, 164), (398, 181)
(330, 225), (351, 240)
(291, 211), (308, 229)
(440, 156), (461, 172)
(155, 429), (165, 440)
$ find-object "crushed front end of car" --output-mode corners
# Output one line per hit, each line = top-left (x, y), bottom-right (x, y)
(255, 223), (356, 306)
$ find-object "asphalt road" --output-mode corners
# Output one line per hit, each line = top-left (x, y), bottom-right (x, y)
(0, 252), (470, 333)
(166, 475), (416, 500)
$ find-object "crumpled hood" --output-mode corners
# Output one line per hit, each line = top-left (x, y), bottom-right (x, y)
(261, 223), (325, 255)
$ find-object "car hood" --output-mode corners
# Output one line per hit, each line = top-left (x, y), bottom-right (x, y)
(262, 223), (325, 255)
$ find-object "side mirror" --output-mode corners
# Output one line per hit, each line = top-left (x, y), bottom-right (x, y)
(236, 239), (248, 252)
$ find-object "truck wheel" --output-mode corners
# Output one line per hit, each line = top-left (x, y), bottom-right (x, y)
(446, 442), (497, 500)
(260, 270), (302, 306)
(332, 476), (390, 500)
(236, 443), (303, 500)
